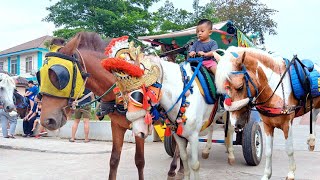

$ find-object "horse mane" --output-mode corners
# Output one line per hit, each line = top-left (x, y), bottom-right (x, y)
(50, 38), (65, 46)
(215, 46), (283, 94)
(13, 89), (23, 99)
(77, 32), (110, 52)
(51, 32), (109, 53)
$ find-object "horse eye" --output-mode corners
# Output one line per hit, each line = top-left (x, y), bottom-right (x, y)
(0, 87), (3, 91)
(236, 85), (243, 91)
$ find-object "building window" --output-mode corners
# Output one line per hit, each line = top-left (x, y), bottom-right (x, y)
(26, 57), (33, 73)
(0, 61), (3, 71)
(11, 59), (17, 75)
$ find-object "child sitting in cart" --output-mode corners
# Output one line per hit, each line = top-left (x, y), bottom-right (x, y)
(189, 19), (221, 74)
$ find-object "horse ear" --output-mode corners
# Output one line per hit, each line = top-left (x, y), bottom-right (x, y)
(59, 33), (82, 56)
(241, 52), (246, 63)
(234, 51), (245, 69)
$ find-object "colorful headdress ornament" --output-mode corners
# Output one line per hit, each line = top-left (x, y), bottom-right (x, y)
(102, 37), (160, 93)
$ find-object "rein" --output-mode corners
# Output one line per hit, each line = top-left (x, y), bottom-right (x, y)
(76, 83), (116, 108)
(232, 56), (295, 108)
(251, 57), (294, 106)
(165, 58), (203, 115)
(233, 55), (315, 136)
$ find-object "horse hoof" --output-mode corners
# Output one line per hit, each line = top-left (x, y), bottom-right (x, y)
(308, 145), (315, 151)
(202, 152), (209, 159)
(228, 158), (235, 165)
(167, 172), (176, 179)
(176, 172), (184, 180)
(286, 177), (294, 180)
(167, 175), (175, 180)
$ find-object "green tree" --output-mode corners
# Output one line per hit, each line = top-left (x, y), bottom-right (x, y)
(44, 0), (159, 39)
(211, 0), (278, 44)
(150, 1), (193, 34)
(149, 0), (220, 35)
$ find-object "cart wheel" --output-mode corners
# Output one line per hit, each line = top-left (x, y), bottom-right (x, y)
(164, 135), (176, 157)
(242, 120), (263, 166)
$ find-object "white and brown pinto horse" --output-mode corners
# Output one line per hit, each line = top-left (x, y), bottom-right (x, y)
(215, 47), (320, 180)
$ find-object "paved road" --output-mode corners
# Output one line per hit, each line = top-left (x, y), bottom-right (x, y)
(0, 117), (319, 180)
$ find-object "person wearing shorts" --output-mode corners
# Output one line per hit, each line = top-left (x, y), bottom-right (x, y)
(188, 19), (221, 75)
(69, 89), (94, 143)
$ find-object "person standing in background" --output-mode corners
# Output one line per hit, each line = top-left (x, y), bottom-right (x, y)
(69, 89), (94, 143)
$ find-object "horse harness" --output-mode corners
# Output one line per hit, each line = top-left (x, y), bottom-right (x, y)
(163, 58), (218, 136)
(232, 55), (315, 134)
(39, 48), (122, 117)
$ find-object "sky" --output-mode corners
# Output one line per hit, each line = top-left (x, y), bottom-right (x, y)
(0, 0), (319, 61)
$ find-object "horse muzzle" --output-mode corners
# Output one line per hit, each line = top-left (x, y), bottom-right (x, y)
(4, 104), (15, 112)
(41, 110), (67, 130)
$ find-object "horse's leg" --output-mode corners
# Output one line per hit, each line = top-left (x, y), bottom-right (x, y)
(307, 108), (319, 151)
(189, 133), (200, 180)
(225, 116), (235, 165)
(177, 153), (184, 179)
(109, 120), (126, 180)
(134, 136), (145, 180)
(284, 120), (296, 180)
(261, 122), (274, 180)
(173, 134), (189, 179)
(202, 123), (214, 159)
(167, 144), (180, 179)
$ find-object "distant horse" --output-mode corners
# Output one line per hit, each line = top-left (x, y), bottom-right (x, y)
(0, 73), (16, 112)
(102, 52), (229, 180)
(38, 32), (146, 180)
(13, 89), (29, 118)
(215, 46), (320, 180)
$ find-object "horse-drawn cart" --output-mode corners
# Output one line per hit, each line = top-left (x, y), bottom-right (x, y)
(138, 20), (263, 166)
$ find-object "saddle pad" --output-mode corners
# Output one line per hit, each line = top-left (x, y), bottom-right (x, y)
(288, 58), (320, 99)
(199, 65), (217, 99)
(310, 70), (320, 97)
(191, 65), (216, 104)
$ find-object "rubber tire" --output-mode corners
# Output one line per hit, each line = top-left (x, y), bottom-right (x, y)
(164, 135), (176, 157)
(242, 120), (263, 166)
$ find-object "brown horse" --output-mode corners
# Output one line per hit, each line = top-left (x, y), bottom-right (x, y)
(39, 32), (145, 180)
(215, 46), (320, 180)
(13, 89), (29, 118)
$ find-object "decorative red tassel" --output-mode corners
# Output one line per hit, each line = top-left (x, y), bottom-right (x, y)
(141, 85), (150, 110)
(180, 107), (186, 113)
(225, 98), (232, 106)
(144, 112), (152, 125)
(165, 127), (171, 136)
(177, 123), (183, 136)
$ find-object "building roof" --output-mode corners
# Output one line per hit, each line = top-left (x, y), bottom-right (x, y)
(0, 35), (53, 56)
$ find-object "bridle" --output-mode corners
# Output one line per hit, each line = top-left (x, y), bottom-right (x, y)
(230, 65), (259, 105)
(228, 56), (297, 115)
